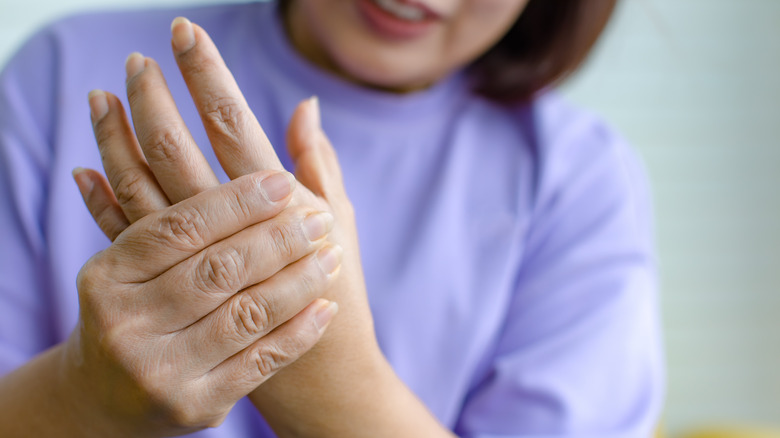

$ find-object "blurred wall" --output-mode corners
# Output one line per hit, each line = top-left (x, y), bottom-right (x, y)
(2, 0), (779, 435)
(562, 0), (780, 433)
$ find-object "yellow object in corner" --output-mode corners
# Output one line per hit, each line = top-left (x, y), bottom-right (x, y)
(679, 427), (780, 438)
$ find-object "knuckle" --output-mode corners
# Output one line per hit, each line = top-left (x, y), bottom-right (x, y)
(204, 412), (230, 429)
(266, 221), (298, 261)
(299, 261), (323, 295)
(136, 371), (205, 428)
(96, 325), (131, 363)
(230, 293), (273, 339)
(202, 96), (246, 141)
(196, 247), (245, 293)
(141, 128), (188, 165)
(159, 398), (203, 429)
(112, 167), (148, 207)
(151, 207), (207, 250)
(76, 256), (101, 295)
(253, 344), (291, 378)
(226, 188), (254, 223)
(76, 253), (115, 306)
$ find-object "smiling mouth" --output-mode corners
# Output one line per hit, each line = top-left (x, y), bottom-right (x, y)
(370, 0), (441, 22)
(372, 0), (424, 21)
(356, 0), (442, 40)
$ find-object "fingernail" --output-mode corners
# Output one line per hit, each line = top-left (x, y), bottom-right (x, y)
(313, 299), (338, 333)
(125, 52), (145, 79)
(304, 96), (321, 133)
(87, 89), (108, 121)
(316, 244), (342, 276)
(171, 17), (195, 52)
(303, 211), (334, 242)
(72, 167), (94, 197)
(260, 171), (295, 203)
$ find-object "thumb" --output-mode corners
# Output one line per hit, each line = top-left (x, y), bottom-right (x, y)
(286, 97), (347, 202)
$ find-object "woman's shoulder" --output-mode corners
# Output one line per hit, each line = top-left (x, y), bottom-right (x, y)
(501, 91), (632, 163)
(518, 90), (654, 241)
(514, 91), (648, 195)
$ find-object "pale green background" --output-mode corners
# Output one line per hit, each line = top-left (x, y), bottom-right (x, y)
(2, 0), (779, 435)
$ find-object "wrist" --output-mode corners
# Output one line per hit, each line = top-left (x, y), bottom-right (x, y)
(57, 331), (145, 438)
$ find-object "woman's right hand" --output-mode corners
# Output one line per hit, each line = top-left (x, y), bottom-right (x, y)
(63, 168), (340, 437)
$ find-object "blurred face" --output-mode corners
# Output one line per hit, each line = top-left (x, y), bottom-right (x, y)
(285, 0), (529, 92)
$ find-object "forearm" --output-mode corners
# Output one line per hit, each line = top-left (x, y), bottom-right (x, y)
(250, 348), (455, 438)
(0, 343), (120, 438)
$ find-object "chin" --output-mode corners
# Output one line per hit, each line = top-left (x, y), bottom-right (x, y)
(328, 45), (445, 92)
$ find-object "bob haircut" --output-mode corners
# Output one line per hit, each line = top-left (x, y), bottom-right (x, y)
(471, 0), (619, 103)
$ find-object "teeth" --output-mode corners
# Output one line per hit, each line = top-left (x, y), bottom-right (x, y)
(373, 0), (426, 21)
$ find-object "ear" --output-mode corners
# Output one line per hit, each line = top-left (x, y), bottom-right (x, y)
(285, 97), (348, 203)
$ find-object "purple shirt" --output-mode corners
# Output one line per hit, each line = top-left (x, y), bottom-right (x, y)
(0, 2), (663, 436)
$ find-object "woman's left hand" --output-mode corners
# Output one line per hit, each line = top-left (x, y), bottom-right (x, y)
(78, 17), (452, 437)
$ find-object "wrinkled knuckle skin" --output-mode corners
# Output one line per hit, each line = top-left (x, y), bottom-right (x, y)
(253, 344), (291, 378)
(226, 189), (254, 224)
(267, 221), (298, 261)
(230, 293), (273, 340)
(141, 128), (189, 166)
(298, 264), (322, 298)
(197, 247), (245, 294)
(152, 207), (207, 250)
(113, 167), (149, 208)
(202, 97), (245, 143)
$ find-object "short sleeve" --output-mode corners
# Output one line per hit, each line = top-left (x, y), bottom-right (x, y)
(0, 28), (59, 374)
(454, 109), (664, 437)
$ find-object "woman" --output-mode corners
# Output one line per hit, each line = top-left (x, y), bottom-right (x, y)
(0, 0), (663, 436)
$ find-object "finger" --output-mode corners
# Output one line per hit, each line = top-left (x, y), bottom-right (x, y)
(286, 97), (348, 202)
(177, 245), (342, 374)
(170, 17), (283, 177)
(89, 89), (171, 221)
(107, 170), (296, 282)
(198, 298), (338, 406)
(125, 52), (220, 203)
(73, 167), (130, 241)
(149, 207), (335, 329)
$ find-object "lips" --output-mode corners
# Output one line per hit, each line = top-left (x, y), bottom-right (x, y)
(356, 0), (442, 40)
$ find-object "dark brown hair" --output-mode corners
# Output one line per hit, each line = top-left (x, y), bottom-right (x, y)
(470, 0), (618, 103)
